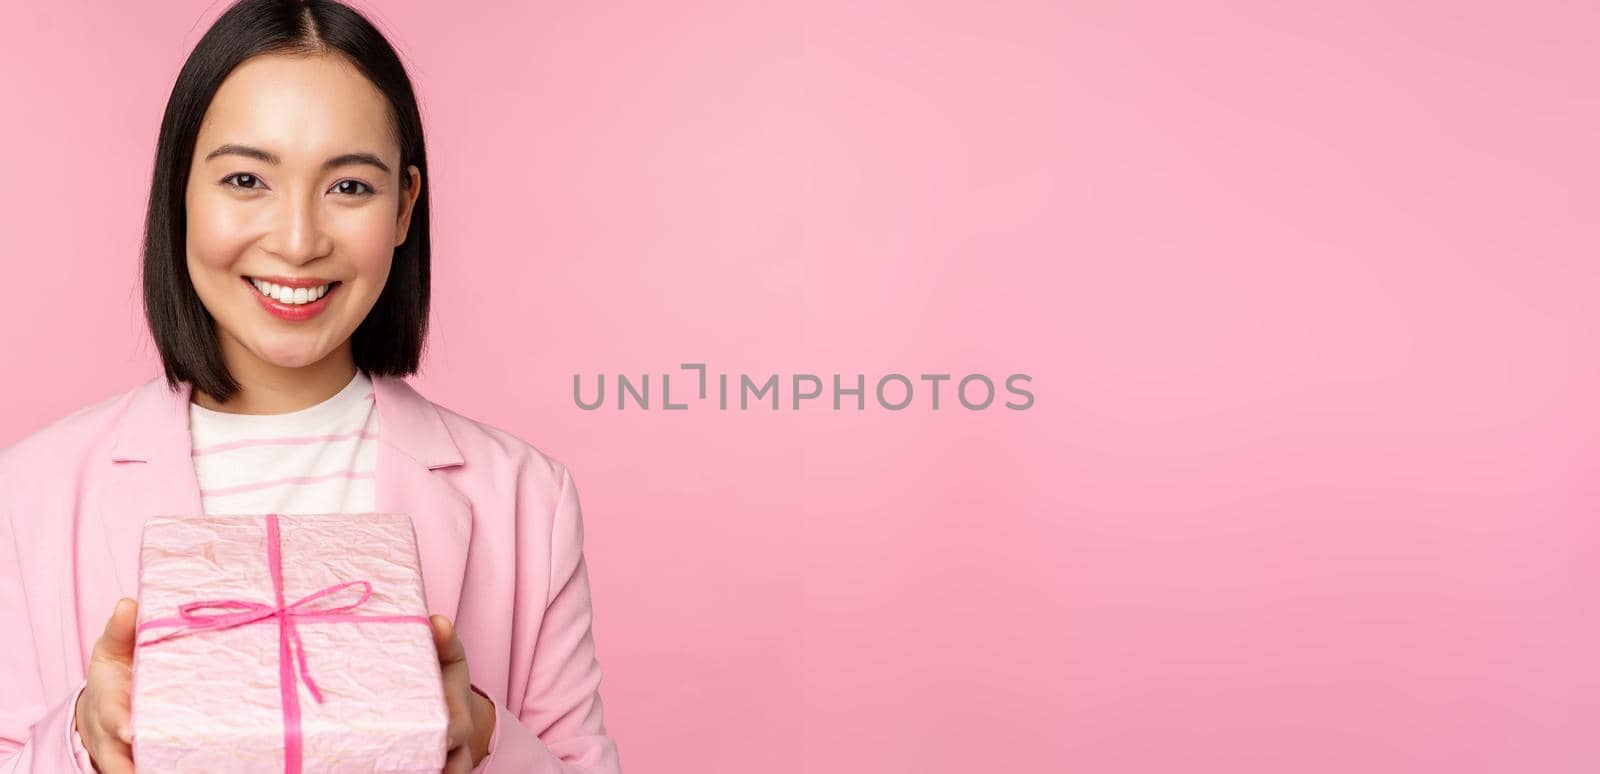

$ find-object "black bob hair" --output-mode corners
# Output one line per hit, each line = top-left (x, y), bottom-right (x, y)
(143, 0), (429, 403)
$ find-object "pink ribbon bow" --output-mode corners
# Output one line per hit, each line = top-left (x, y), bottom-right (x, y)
(135, 513), (432, 774)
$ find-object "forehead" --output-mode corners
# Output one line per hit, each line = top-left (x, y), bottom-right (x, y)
(195, 53), (397, 163)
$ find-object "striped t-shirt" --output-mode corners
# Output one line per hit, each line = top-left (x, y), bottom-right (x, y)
(189, 369), (379, 515)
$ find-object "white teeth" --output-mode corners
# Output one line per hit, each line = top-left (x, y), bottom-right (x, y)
(250, 278), (332, 305)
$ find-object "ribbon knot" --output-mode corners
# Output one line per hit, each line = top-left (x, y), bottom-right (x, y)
(139, 579), (377, 703)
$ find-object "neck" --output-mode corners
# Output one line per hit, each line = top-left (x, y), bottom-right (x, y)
(193, 334), (359, 415)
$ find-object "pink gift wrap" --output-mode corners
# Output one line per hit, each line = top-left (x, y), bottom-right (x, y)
(130, 513), (450, 773)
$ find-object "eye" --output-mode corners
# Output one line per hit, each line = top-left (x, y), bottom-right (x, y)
(221, 173), (265, 191)
(331, 179), (376, 197)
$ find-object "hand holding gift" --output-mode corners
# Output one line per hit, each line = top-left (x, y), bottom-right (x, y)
(430, 615), (496, 773)
(74, 597), (139, 774)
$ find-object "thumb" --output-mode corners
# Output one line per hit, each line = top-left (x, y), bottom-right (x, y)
(431, 614), (465, 665)
(96, 597), (139, 662)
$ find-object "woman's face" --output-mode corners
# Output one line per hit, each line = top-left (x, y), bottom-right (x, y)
(185, 52), (421, 376)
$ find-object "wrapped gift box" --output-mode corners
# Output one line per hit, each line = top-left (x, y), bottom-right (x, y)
(131, 512), (450, 773)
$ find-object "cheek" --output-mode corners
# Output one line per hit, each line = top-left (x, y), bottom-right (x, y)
(186, 192), (259, 269)
(336, 206), (400, 273)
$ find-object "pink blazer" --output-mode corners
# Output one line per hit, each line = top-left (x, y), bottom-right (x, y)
(0, 373), (622, 773)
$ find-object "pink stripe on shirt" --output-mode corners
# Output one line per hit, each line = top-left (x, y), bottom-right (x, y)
(199, 469), (377, 497)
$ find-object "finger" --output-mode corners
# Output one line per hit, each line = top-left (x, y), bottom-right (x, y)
(446, 706), (473, 754)
(431, 615), (465, 666)
(443, 738), (471, 774)
(441, 678), (472, 750)
(95, 698), (134, 755)
(95, 598), (139, 664)
(432, 615), (475, 708)
(92, 737), (135, 774)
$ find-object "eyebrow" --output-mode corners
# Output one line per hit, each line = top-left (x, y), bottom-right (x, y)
(202, 143), (392, 175)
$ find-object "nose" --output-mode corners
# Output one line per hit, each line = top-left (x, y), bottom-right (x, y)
(263, 190), (334, 265)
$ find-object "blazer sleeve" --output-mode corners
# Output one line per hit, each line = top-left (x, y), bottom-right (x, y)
(473, 463), (622, 774)
(0, 463), (93, 774)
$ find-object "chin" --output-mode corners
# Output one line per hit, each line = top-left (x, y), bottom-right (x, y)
(253, 345), (331, 370)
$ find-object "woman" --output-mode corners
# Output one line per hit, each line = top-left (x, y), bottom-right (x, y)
(0, 1), (622, 772)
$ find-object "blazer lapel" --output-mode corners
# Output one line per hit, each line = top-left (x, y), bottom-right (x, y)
(370, 373), (473, 622)
(93, 377), (204, 607)
(89, 373), (472, 625)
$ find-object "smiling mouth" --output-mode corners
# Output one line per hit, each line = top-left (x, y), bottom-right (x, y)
(242, 276), (342, 306)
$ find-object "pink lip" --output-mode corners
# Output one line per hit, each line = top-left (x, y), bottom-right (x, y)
(248, 274), (336, 289)
(243, 276), (340, 322)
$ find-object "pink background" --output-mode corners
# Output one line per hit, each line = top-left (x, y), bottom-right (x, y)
(3, 1), (1597, 771)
